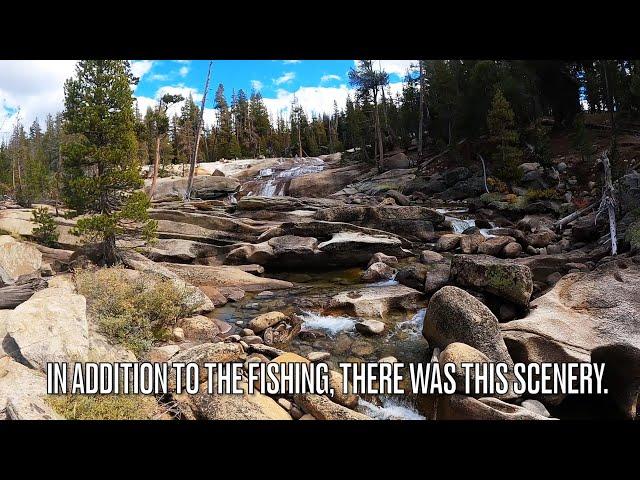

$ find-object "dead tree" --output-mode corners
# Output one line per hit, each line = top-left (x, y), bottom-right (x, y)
(185, 60), (213, 201)
(418, 60), (425, 157)
(596, 151), (618, 255)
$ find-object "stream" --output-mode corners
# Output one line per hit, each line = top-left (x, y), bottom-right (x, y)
(214, 157), (487, 419)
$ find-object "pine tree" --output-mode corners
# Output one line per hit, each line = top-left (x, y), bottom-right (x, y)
(487, 89), (523, 187)
(61, 60), (156, 265)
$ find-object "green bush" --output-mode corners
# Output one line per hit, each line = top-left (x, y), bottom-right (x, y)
(31, 207), (59, 247)
(75, 267), (197, 356)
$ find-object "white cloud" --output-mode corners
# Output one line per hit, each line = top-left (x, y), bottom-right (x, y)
(274, 72), (296, 85)
(321, 74), (341, 83)
(179, 66), (189, 77)
(251, 80), (263, 91)
(0, 60), (78, 141)
(174, 60), (191, 64)
(262, 81), (405, 122)
(353, 60), (418, 78)
(283, 60), (301, 64)
(131, 60), (155, 81)
(149, 73), (170, 81)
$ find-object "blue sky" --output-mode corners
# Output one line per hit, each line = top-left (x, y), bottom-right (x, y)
(0, 60), (416, 140)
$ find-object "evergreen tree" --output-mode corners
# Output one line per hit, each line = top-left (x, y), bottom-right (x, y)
(61, 60), (156, 265)
(487, 89), (523, 187)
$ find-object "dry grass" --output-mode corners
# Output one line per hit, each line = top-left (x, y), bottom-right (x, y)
(46, 393), (160, 420)
(75, 266), (197, 357)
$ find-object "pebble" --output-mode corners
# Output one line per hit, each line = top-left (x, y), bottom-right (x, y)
(307, 351), (331, 362)
(227, 334), (241, 342)
(241, 328), (255, 337)
(378, 356), (398, 364)
(256, 291), (274, 298)
(520, 399), (551, 418)
(243, 335), (263, 345)
(299, 414), (316, 420)
(290, 405), (304, 419)
(239, 341), (249, 350)
(355, 319), (385, 335)
(172, 327), (185, 342)
(235, 320), (244, 325)
(277, 398), (292, 411)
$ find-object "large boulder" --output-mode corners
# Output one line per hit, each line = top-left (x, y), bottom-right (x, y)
(147, 175), (240, 202)
(168, 342), (246, 389)
(450, 255), (533, 307)
(142, 239), (223, 263)
(436, 394), (551, 420)
(460, 233), (486, 254)
(436, 234), (463, 252)
(0, 236), (42, 285)
(226, 231), (408, 269)
(439, 342), (492, 394)
(0, 357), (63, 420)
(436, 177), (486, 201)
(424, 262), (452, 294)
(314, 205), (444, 241)
(293, 393), (371, 420)
(423, 286), (513, 364)
(591, 343), (640, 419)
(362, 261), (397, 283)
(120, 250), (214, 314)
(476, 236), (515, 256)
(288, 164), (368, 198)
(396, 263), (429, 290)
(329, 284), (423, 318)
(160, 263), (293, 292)
(381, 152), (410, 171)
(149, 209), (266, 243)
(249, 311), (289, 333)
(4, 285), (89, 372)
(501, 260), (640, 367)
(187, 379), (292, 420)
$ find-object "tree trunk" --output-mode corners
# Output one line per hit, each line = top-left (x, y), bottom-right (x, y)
(149, 134), (161, 199)
(374, 87), (383, 173)
(185, 61), (213, 201)
(597, 153), (618, 255)
(102, 234), (120, 266)
(418, 60), (425, 157)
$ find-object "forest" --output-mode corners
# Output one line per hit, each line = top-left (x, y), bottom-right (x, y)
(3, 60), (639, 207)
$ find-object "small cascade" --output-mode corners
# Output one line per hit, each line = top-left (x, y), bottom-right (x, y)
(394, 308), (426, 337)
(299, 311), (357, 335)
(357, 396), (426, 420)
(366, 271), (399, 287)
(245, 157), (326, 197)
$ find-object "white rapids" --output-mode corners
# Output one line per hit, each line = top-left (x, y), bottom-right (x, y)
(358, 396), (426, 420)
(299, 311), (357, 335)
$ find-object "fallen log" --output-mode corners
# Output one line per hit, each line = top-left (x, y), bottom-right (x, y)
(554, 203), (596, 230)
(0, 277), (47, 309)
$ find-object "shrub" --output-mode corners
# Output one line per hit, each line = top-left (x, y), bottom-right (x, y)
(75, 267), (197, 356)
(47, 393), (159, 420)
(625, 221), (640, 252)
(31, 207), (59, 247)
(525, 188), (560, 202)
